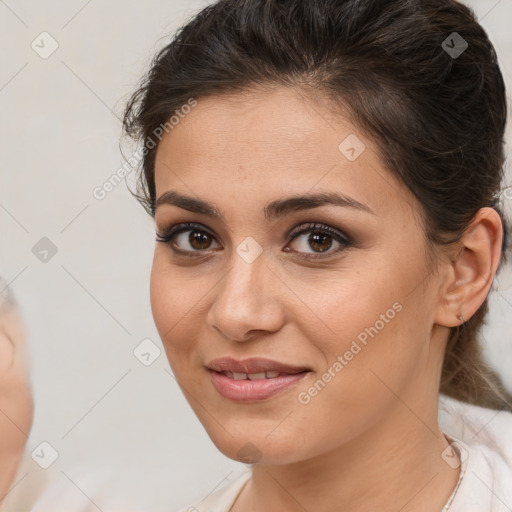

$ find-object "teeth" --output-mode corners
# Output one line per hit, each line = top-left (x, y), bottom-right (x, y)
(248, 372), (266, 380)
(226, 371), (282, 380)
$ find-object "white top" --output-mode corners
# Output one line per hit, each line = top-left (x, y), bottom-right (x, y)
(176, 395), (512, 512)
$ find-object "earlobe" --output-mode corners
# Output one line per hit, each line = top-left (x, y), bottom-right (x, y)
(434, 207), (503, 328)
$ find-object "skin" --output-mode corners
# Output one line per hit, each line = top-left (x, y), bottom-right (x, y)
(0, 299), (34, 502)
(150, 86), (503, 512)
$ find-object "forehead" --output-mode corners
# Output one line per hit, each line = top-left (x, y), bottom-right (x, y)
(153, 87), (416, 221)
(157, 87), (338, 165)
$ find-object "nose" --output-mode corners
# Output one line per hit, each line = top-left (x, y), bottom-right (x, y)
(206, 248), (285, 342)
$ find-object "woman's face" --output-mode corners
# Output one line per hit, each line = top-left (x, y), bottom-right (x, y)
(151, 87), (448, 464)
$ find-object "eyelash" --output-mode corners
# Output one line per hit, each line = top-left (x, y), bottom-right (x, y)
(155, 221), (353, 260)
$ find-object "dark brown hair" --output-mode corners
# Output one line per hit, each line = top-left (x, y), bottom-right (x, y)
(123, 0), (511, 410)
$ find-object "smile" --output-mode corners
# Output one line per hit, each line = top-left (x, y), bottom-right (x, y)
(207, 357), (311, 403)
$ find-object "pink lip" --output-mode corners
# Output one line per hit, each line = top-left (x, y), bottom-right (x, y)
(207, 357), (311, 403)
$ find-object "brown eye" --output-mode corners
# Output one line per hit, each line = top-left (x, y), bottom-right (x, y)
(286, 222), (352, 259)
(188, 230), (214, 250)
(306, 232), (334, 252)
(156, 222), (221, 255)
(156, 221), (352, 260)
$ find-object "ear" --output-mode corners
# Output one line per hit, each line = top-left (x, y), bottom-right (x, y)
(435, 207), (503, 328)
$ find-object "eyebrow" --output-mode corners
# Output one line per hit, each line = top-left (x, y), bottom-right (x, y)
(154, 190), (375, 221)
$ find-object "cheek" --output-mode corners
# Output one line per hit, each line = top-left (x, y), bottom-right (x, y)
(150, 257), (189, 358)
(284, 259), (406, 356)
(149, 253), (212, 372)
(0, 331), (14, 377)
(293, 266), (432, 428)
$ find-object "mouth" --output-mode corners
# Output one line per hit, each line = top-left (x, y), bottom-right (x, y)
(207, 357), (311, 403)
(219, 370), (291, 380)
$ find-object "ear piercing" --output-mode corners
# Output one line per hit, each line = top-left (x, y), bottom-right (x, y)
(457, 313), (464, 324)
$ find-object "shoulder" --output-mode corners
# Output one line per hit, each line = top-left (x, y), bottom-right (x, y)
(439, 394), (512, 510)
(175, 470), (251, 512)
(439, 394), (512, 464)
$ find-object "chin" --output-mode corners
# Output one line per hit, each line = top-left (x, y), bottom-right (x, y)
(200, 420), (306, 465)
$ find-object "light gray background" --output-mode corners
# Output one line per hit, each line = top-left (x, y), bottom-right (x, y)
(1, 0), (511, 510)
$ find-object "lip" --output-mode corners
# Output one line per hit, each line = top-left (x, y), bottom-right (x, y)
(207, 357), (311, 403)
(207, 357), (310, 374)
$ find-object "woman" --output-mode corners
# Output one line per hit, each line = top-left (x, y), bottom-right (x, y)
(123, 0), (512, 510)
(0, 279), (33, 505)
